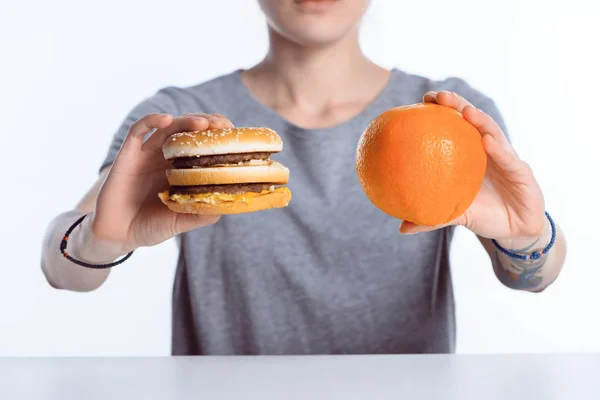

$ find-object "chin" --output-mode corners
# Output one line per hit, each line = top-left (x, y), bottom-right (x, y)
(277, 25), (356, 47)
(258, 0), (370, 47)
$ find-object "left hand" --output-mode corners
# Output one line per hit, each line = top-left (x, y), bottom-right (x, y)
(400, 91), (547, 242)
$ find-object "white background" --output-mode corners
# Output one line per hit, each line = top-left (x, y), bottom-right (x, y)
(0, 0), (598, 356)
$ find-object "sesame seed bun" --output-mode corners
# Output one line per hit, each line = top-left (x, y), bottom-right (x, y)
(165, 162), (289, 186)
(162, 127), (283, 159)
(158, 187), (292, 215)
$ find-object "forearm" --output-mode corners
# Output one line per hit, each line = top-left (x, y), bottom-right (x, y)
(482, 222), (567, 292)
(41, 211), (116, 292)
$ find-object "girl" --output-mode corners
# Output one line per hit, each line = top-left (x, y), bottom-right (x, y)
(42, 0), (566, 355)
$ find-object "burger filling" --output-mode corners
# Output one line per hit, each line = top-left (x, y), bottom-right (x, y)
(169, 185), (288, 205)
(169, 183), (273, 196)
(168, 152), (287, 204)
(172, 152), (274, 168)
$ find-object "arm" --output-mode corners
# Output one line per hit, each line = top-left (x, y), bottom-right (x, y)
(400, 91), (567, 291)
(41, 113), (231, 292)
(479, 224), (566, 292)
(41, 167), (114, 292)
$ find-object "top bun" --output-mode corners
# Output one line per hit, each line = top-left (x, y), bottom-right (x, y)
(162, 127), (283, 159)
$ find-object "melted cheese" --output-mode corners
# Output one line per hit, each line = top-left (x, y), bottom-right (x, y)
(213, 159), (271, 167)
(170, 187), (287, 205)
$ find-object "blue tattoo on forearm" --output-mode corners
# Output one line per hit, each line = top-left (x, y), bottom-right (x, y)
(494, 240), (545, 290)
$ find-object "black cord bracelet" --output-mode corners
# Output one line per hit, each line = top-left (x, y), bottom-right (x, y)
(59, 214), (134, 269)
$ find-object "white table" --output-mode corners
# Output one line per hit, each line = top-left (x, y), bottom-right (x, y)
(1, 355), (599, 399)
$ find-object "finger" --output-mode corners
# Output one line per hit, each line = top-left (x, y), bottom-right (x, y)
(184, 112), (230, 123)
(424, 91), (438, 103)
(119, 114), (173, 159)
(128, 114), (174, 139)
(399, 221), (445, 235)
(482, 134), (523, 173)
(399, 213), (467, 234)
(174, 213), (222, 234)
(184, 113), (234, 129)
(400, 221), (427, 234)
(434, 91), (473, 113)
(208, 116), (234, 129)
(142, 116), (210, 152)
(462, 106), (508, 144)
(209, 113), (234, 128)
(208, 118), (226, 129)
(183, 112), (211, 119)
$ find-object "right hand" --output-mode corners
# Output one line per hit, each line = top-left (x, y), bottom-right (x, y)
(82, 113), (234, 260)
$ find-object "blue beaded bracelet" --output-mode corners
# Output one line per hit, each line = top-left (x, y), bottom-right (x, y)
(491, 211), (556, 261)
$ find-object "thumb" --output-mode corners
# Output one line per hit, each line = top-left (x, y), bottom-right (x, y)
(399, 215), (465, 234)
(175, 213), (222, 235)
(399, 221), (437, 234)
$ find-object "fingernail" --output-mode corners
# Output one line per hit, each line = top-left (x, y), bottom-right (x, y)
(190, 117), (209, 126)
(137, 128), (156, 138)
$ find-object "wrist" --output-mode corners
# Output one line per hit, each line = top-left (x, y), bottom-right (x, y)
(68, 213), (130, 265)
(495, 217), (552, 253)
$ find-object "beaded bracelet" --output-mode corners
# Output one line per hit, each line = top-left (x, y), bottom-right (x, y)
(60, 214), (134, 269)
(491, 211), (556, 261)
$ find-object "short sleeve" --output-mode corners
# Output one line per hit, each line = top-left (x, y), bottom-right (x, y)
(437, 77), (510, 141)
(99, 88), (181, 172)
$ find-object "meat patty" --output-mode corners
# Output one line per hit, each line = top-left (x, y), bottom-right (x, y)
(172, 152), (273, 168)
(169, 183), (274, 196)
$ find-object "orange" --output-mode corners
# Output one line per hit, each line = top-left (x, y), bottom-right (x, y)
(356, 102), (486, 226)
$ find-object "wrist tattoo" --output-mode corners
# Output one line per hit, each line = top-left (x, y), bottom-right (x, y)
(494, 239), (546, 290)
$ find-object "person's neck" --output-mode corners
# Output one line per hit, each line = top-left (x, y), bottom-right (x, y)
(242, 28), (390, 120)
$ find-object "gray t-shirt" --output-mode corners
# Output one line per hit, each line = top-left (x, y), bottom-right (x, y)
(101, 69), (507, 355)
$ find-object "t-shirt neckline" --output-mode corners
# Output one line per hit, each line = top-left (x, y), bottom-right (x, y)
(230, 68), (403, 136)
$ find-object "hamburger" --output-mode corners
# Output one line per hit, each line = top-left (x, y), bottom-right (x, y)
(158, 127), (292, 215)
